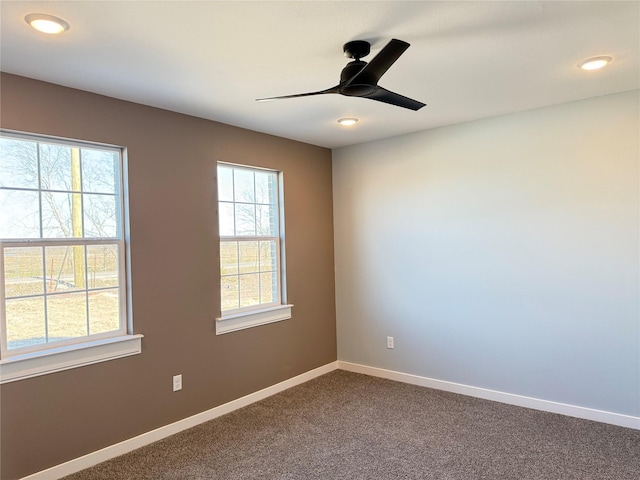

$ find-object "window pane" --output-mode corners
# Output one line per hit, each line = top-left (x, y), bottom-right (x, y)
(238, 241), (259, 274)
(221, 275), (239, 311)
(217, 165), (234, 202)
(81, 149), (117, 194)
(41, 192), (73, 238)
(45, 245), (86, 293)
(47, 292), (88, 342)
(259, 240), (277, 272)
(39, 143), (72, 192)
(255, 171), (276, 205)
(83, 194), (118, 238)
(4, 247), (44, 298)
(0, 189), (40, 239)
(219, 202), (235, 236)
(256, 204), (277, 236)
(0, 138), (38, 189)
(5, 296), (46, 350)
(87, 245), (119, 288)
(239, 274), (259, 308)
(234, 169), (254, 203)
(220, 241), (239, 276)
(235, 203), (256, 236)
(88, 289), (119, 335)
(260, 272), (277, 304)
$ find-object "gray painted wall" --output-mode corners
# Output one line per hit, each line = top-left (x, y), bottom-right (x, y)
(0, 74), (336, 480)
(333, 90), (639, 416)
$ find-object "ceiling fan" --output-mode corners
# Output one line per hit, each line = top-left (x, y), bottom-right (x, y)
(256, 39), (426, 111)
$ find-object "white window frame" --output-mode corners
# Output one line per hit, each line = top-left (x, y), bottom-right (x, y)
(215, 162), (292, 335)
(0, 130), (141, 383)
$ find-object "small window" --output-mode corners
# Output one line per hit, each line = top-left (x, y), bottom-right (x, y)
(216, 163), (291, 334)
(0, 131), (140, 383)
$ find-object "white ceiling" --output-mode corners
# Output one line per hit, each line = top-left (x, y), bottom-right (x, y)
(1, 1), (638, 149)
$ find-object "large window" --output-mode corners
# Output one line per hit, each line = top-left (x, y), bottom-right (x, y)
(216, 163), (291, 334)
(0, 131), (140, 383)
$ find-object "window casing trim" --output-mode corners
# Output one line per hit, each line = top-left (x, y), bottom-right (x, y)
(0, 333), (143, 383)
(215, 304), (293, 335)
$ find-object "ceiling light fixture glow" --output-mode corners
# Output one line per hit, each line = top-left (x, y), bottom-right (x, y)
(577, 56), (612, 71)
(25, 14), (70, 34)
(337, 117), (359, 126)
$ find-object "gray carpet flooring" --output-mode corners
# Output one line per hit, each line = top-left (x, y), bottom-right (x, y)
(64, 370), (640, 479)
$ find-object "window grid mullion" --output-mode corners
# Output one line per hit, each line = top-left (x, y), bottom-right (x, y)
(0, 245), (7, 357)
(78, 149), (90, 336)
(235, 240), (240, 309)
(252, 172), (257, 236)
(84, 244), (91, 335)
(231, 168), (236, 236)
(220, 236), (278, 242)
(37, 142), (44, 239)
(257, 239), (262, 304)
(41, 246), (50, 343)
(3, 286), (118, 302)
(0, 238), (121, 248)
(79, 148), (85, 238)
(0, 186), (96, 195)
(275, 240), (281, 304)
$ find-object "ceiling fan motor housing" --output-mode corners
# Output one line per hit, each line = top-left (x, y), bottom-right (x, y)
(340, 60), (378, 96)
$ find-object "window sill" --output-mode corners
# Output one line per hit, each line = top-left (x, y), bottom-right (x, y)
(216, 304), (293, 335)
(0, 334), (143, 384)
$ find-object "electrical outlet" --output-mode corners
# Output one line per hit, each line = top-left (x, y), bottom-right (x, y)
(173, 374), (182, 392)
(386, 336), (394, 349)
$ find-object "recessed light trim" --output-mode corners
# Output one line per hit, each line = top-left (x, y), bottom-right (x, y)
(25, 13), (70, 34)
(338, 117), (359, 126)
(577, 56), (612, 71)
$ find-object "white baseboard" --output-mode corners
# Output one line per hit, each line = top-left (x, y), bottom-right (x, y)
(337, 361), (640, 430)
(20, 361), (339, 480)
(21, 359), (640, 479)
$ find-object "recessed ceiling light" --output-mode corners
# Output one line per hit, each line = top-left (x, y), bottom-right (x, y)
(337, 118), (359, 126)
(577, 56), (612, 71)
(25, 14), (70, 34)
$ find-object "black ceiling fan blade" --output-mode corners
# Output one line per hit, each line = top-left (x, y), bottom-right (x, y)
(256, 86), (340, 102)
(347, 39), (410, 86)
(366, 87), (426, 111)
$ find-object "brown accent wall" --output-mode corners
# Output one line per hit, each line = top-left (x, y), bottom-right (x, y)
(0, 73), (337, 480)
